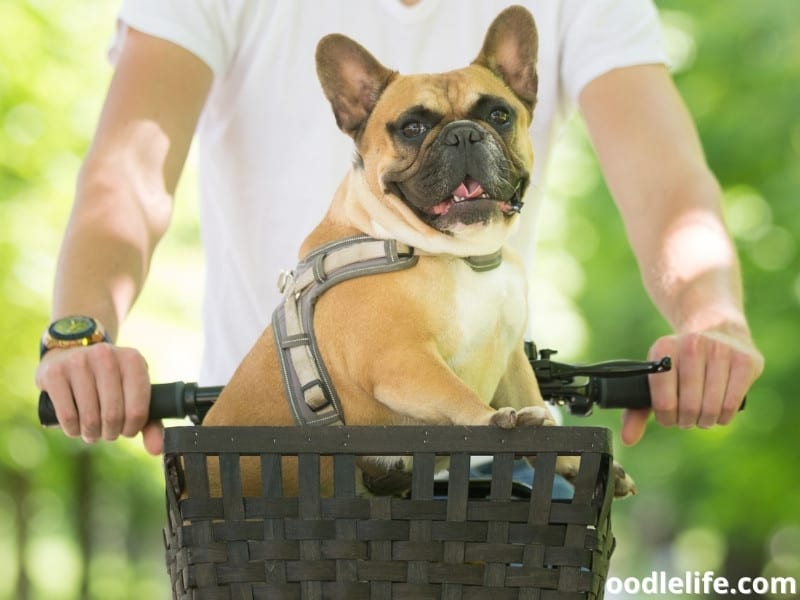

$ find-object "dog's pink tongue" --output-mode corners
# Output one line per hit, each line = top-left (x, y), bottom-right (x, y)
(453, 176), (484, 199)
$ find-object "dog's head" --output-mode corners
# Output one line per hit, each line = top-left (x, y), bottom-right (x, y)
(316, 5), (537, 255)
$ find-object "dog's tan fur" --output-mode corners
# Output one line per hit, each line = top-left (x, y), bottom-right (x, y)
(203, 6), (635, 498)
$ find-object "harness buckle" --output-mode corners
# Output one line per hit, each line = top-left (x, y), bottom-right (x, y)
(277, 269), (295, 295)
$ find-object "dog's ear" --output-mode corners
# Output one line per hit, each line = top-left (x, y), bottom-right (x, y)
(473, 5), (539, 113)
(316, 34), (397, 138)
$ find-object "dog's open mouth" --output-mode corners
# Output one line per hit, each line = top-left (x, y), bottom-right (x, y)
(425, 176), (523, 217)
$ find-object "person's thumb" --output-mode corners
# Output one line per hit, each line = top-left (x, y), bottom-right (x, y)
(141, 421), (164, 455)
(621, 408), (650, 446)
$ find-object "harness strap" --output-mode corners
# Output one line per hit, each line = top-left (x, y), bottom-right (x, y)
(272, 234), (506, 429)
(273, 235), (418, 427)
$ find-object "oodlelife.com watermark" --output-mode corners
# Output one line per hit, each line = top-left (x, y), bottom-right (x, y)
(606, 570), (797, 596)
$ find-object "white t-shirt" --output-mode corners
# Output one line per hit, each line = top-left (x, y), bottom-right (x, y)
(113, 0), (665, 385)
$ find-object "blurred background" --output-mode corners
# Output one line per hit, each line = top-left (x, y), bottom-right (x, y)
(0, 1), (797, 598)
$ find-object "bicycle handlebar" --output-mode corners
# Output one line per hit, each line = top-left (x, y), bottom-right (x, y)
(38, 382), (223, 427)
(527, 342), (671, 416)
(36, 344), (745, 427)
(38, 343), (690, 427)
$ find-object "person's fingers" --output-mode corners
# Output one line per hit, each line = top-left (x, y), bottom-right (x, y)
(90, 343), (125, 441)
(675, 333), (710, 429)
(626, 329), (763, 443)
(45, 377), (81, 437)
(719, 348), (763, 424)
(36, 349), (81, 436)
(696, 341), (730, 428)
(118, 348), (151, 438)
(621, 408), (650, 446)
(60, 348), (105, 443)
(35, 344), (154, 446)
(648, 336), (679, 427)
(141, 421), (164, 455)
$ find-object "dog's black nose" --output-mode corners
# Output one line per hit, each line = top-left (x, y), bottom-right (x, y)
(442, 121), (485, 146)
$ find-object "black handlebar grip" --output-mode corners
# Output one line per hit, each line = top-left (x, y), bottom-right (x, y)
(38, 391), (59, 427)
(594, 376), (747, 412)
(595, 375), (653, 410)
(148, 382), (190, 421)
(38, 382), (191, 427)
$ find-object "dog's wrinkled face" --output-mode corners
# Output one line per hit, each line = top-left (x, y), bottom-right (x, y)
(317, 5), (538, 247)
(374, 70), (531, 231)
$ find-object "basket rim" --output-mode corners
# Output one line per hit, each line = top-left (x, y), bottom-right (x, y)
(162, 425), (612, 456)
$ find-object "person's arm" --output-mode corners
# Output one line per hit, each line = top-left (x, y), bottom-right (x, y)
(35, 29), (213, 454)
(578, 64), (764, 445)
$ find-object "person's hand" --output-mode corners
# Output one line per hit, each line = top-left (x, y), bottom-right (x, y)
(621, 328), (764, 446)
(35, 344), (162, 455)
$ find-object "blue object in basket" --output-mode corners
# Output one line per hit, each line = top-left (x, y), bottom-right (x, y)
(469, 459), (575, 500)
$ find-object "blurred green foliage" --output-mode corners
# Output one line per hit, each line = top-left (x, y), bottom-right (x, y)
(0, 1), (797, 598)
(543, 0), (800, 593)
(0, 2), (184, 598)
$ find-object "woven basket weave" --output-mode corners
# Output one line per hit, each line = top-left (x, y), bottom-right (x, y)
(163, 425), (615, 599)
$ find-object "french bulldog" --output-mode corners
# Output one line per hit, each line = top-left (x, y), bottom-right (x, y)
(203, 5), (635, 499)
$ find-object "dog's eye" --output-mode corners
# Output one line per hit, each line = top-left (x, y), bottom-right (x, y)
(488, 108), (511, 126)
(401, 121), (428, 138)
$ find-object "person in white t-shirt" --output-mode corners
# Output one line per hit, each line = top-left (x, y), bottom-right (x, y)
(36, 0), (763, 455)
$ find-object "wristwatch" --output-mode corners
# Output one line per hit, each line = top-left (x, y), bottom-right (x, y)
(40, 316), (110, 358)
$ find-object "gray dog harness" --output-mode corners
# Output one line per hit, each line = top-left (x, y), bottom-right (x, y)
(272, 234), (503, 428)
(272, 236), (418, 426)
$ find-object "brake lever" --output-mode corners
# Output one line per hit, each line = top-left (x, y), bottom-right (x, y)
(527, 343), (670, 380)
(533, 350), (671, 381)
(525, 342), (672, 416)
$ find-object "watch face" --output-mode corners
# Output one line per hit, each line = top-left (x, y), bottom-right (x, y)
(50, 316), (96, 340)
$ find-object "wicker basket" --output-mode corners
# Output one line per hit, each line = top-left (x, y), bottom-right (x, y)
(163, 425), (616, 599)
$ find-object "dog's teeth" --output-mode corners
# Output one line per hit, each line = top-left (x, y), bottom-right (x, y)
(453, 195), (465, 202)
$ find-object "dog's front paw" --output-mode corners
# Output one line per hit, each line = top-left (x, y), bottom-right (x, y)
(554, 457), (636, 499)
(555, 455), (581, 483)
(488, 406), (518, 428)
(515, 405), (556, 427)
(612, 462), (637, 498)
(487, 406), (556, 429)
